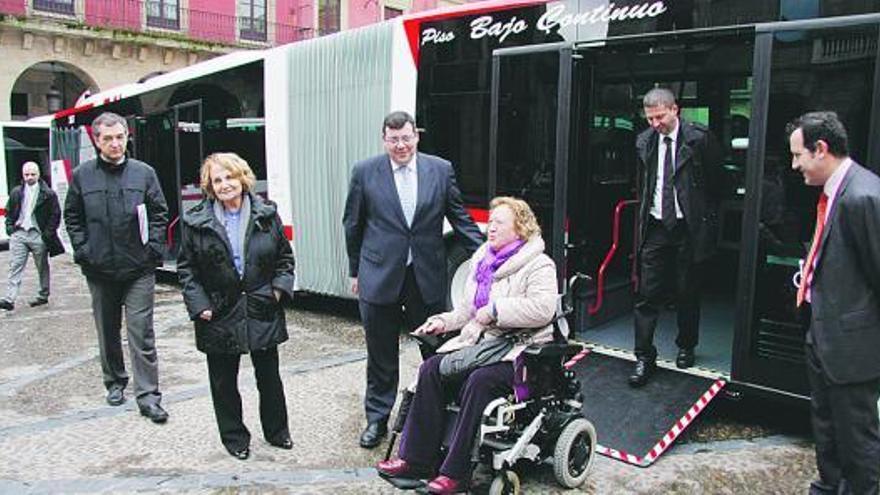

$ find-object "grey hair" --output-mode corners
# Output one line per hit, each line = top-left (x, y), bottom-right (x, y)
(91, 112), (129, 136)
(643, 87), (677, 108)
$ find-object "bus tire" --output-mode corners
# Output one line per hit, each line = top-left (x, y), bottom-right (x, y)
(446, 241), (471, 310)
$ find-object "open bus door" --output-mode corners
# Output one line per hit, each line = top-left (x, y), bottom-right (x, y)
(490, 32), (763, 466)
(491, 16), (880, 463)
(130, 100), (203, 265)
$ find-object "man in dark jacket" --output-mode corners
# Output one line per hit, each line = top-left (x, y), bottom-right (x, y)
(63, 112), (170, 424)
(629, 88), (723, 387)
(1, 161), (63, 311)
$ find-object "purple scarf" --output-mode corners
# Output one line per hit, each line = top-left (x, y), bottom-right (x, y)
(473, 239), (526, 310)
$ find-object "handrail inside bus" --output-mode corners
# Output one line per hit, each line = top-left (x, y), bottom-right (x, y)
(167, 215), (180, 250)
(588, 199), (638, 316)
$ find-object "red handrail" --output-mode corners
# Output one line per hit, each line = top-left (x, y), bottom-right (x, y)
(588, 199), (639, 315)
(167, 215), (180, 249)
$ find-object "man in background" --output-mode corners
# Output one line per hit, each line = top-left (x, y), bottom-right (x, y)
(1, 161), (63, 311)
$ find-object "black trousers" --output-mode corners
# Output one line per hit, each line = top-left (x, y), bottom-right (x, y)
(206, 346), (290, 452)
(359, 266), (445, 424)
(633, 218), (702, 361)
(806, 344), (880, 495)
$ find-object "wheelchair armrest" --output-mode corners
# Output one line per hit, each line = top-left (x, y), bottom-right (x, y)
(523, 342), (583, 360)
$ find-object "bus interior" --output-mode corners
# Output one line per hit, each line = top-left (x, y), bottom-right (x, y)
(488, 22), (878, 397)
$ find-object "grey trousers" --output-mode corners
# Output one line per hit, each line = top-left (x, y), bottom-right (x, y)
(4, 229), (49, 303)
(86, 273), (162, 407)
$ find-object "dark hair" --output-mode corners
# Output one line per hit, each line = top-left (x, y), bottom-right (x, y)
(382, 111), (416, 135)
(786, 111), (849, 157)
(91, 112), (129, 136)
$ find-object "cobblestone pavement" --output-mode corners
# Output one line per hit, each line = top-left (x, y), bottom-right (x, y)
(0, 252), (820, 494)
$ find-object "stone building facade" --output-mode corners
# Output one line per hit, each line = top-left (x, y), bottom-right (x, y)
(0, 0), (466, 120)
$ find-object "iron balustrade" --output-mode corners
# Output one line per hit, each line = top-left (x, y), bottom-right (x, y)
(0, 0), (315, 46)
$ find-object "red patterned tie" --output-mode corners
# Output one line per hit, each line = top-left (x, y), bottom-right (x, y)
(797, 193), (829, 307)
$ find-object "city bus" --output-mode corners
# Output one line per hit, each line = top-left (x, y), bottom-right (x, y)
(50, 0), (880, 465)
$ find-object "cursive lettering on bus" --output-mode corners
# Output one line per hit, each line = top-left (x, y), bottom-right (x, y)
(536, 2), (667, 34)
(422, 1), (667, 45)
(421, 27), (456, 45)
(470, 15), (528, 43)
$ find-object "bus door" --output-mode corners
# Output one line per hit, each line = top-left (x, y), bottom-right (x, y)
(489, 44), (571, 290)
(732, 19), (880, 397)
(492, 35), (760, 466)
(131, 99), (203, 262)
(171, 100), (204, 259)
(564, 30), (756, 379)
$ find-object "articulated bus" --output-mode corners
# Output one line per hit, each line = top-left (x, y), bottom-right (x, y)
(50, 0), (880, 465)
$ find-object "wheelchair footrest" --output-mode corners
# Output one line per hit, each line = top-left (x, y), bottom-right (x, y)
(481, 437), (515, 451)
(382, 476), (427, 490)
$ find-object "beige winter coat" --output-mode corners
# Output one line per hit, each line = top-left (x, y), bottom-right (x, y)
(430, 235), (560, 362)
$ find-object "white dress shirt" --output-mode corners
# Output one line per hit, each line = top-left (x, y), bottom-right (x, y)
(649, 121), (683, 221)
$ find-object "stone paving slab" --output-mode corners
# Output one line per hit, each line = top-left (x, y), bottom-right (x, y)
(0, 252), (822, 494)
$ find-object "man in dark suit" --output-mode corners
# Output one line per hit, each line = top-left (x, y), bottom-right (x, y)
(629, 88), (723, 387)
(1, 161), (64, 311)
(789, 111), (880, 495)
(343, 111), (483, 448)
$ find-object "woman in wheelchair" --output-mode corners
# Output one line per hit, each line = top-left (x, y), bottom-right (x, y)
(377, 196), (558, 494)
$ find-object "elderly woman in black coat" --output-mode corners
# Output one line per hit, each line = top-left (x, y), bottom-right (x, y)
(177, 152), (295, 460)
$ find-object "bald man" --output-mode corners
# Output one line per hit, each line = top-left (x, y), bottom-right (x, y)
(1, 161), (63, 311)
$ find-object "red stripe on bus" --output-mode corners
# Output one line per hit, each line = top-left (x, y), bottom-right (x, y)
(54, 103), (94, 120)
(467, 207), (489, 223)
(283, 225), (294, 241)
(0, 208), (5, 216)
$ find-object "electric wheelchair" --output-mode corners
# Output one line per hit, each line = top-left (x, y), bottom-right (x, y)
(383, 301), (596, 494)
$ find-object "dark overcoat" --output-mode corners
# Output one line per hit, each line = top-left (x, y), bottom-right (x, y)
(635, 119), (724, 263)
(177, 194), (295, 355)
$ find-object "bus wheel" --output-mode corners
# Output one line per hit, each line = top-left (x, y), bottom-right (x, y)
(446, 242), (471, 310)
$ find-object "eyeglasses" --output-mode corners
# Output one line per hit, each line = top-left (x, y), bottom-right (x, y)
(384, 135), (416, 145)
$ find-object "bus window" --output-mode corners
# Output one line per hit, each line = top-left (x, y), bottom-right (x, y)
(495, 51), (561, 240)
(742, 23), (877, 394)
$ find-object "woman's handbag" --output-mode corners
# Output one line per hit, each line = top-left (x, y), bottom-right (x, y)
(438, 335), (515, 380)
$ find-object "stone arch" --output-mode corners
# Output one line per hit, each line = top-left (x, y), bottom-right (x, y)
(9, 60), (99, 119)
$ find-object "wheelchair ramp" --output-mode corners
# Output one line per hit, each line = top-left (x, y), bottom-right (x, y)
(565, 349), (726, 467)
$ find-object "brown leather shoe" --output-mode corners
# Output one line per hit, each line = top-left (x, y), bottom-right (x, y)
(376, 458), (433, 480)
(426, 475), (467, 494)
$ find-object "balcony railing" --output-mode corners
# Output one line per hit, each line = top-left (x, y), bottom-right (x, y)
(0, 0), (316, 46)
(34, 0), (74, 15)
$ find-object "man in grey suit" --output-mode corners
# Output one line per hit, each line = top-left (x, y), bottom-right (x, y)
(789, 111), (880, 494)
(343, 111), (483, 448)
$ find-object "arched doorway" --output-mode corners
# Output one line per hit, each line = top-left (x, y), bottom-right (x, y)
(9, 61), (99, 119)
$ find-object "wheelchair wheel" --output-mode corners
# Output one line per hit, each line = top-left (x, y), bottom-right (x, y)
(552, 418), (596, 488)
(488, 469), (520, 495)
